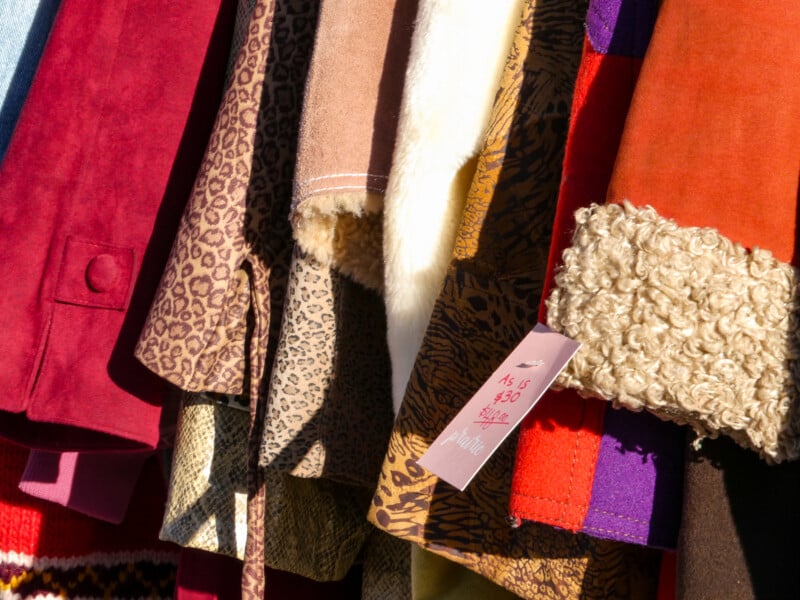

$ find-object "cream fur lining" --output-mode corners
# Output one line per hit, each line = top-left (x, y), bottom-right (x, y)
(547, 201), (800, 463)
(292, 191), (384, 291)
(383, 0), (523, 413)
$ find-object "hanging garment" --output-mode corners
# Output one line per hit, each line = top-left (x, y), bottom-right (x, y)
(541, 0), (800, 463)
(17, 388), (179, 524)
(174, 541), (371, 600)
(289, 0), (415, 291)
(0, 0), (61, 160)
(135, 0), (297, 399)
(258, 0), (417, 487)
(509, 0), (684, 550)
(137, 1), (320, 595)
(159, 394), (250, 560)
(160, 393), (396, 585)
(382, 0), (523, 413)
(136, 1), (398, 593)
(0, 0), (235, 451)
(360, 530), (411, 600)
(0, 440), (178, 600)
(677, 434), (800, 600)
(368, 1), (662, 597)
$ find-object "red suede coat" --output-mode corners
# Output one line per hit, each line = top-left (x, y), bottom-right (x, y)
(0, 0), (235, 450)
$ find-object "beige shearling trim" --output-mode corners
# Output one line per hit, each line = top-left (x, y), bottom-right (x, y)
(292, 191), (384, 291)
(547, 201), (800, 463)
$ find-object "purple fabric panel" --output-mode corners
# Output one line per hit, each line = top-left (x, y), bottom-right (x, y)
(585, 0), (658, 58)
(19, 449), (151, 523)
(582, 407), (684, 549)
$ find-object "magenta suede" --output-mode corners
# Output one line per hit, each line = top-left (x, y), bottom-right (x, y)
(0, 0), (235, 450)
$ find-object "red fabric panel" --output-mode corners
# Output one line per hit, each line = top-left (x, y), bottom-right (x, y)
(511, 391), (604, 529)
(177, 549), (243, 600)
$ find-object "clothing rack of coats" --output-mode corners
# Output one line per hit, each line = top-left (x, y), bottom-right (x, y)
(0, 0), (798, 598)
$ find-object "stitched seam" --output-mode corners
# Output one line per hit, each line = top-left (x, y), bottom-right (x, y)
(299, 184), (387, 195)
(561, 423), (583, 523)
(582, 526), (647, 543)
(575, 400), (605, 522)
(513, 493), (649, 525)
(300, 173), (389, 184)
(517, 512), (651, 544)
(586, 508), (649, 525)
(512, 493), (589, 508)
(509, 511), (581, 529)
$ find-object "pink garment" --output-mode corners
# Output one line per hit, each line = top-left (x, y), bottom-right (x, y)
(0, 0), (235, 451)
(19, 449), (153, 524)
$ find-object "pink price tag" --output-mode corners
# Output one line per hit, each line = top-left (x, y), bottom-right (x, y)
(416, 323), (581, 491)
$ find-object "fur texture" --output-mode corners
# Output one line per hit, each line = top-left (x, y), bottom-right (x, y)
(293, 191), (385, 291)
(383, 0), (522, 412)
(289, 0), (417, 292)
(547, 202), (800, 463)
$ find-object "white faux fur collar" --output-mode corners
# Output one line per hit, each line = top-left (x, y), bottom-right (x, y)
(383, 0), (523, 413)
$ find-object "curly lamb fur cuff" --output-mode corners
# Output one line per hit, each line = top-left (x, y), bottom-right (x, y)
(547, 201), (800, 463)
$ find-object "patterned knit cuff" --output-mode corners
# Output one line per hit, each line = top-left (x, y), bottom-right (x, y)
(546, 201), (800, 463)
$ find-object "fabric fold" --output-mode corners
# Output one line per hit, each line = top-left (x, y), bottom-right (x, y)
(290, 0), (416, 292)
(0, 439), (178, 600)
(19, 449), (152, 525)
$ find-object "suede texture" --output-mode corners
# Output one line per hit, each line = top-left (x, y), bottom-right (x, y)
(0, 0), (235, 450)
(544, 0), (800, 461)
(678, 435), (800, 600)
(607, 1), (800, 263)
(509, 32), (632, 536)
(19, 449), (151, 524)
(582, 408), (683, 548)
(176, 548), (244, 600)
(531, 0), (800, 593)
(0, 0), (60, 161)
(291, 0), (417, 291)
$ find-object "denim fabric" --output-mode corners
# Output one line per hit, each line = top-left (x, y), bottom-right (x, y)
(0, 0), (61, 161)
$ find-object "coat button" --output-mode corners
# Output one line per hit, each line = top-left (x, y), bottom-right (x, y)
(85, 254), (120, 293)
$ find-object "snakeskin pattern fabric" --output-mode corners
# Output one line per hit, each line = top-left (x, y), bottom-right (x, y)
(160, 393), (249, 559)
(368, 1), (662, 597)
